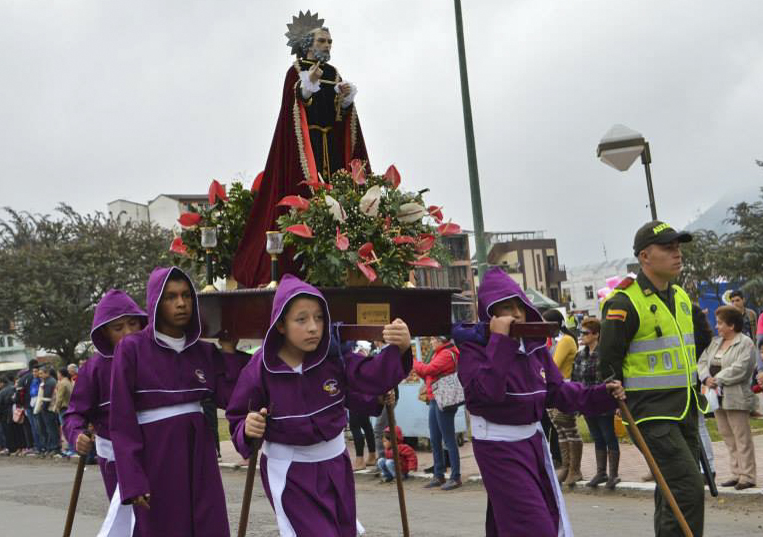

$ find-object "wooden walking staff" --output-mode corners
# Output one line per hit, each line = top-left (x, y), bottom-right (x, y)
(237, 406), (266, 537)
(617, 400), (693, 537)
(62, 441), (92, 537)
(384, 401), (410, 537)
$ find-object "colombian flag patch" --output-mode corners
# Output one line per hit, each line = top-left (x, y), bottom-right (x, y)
(606, 309), (628, 322)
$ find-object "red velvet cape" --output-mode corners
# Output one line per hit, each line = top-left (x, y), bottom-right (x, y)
(233, 63), (370, 287)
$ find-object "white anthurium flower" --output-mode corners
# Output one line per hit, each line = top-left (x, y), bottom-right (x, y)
(324, 194), (346, 222)
(359, 185), (382, 217)
(398, 202), (428, 223)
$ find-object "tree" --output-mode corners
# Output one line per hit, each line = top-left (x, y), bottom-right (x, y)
(0, 205), (173, 364)
(725, 187), (763, 305)
(677, 229), (733, 302)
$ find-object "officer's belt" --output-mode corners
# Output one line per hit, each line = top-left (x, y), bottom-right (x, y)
(628, 334), (695, 353)
(624, 371), (698, 389)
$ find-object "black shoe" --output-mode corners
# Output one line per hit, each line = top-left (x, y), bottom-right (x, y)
(734, 481), (755, 490)
(720, 479), (739, 487)
(424, 465), (435, 474)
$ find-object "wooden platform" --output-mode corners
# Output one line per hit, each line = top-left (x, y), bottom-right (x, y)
(198, 287), (460, 340)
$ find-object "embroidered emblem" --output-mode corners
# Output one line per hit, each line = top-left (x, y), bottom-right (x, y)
(606, 309), (628, 322)
(680, 302), (691, 316)
(322, 379), (340, 397)
(539, 368), (546, 381)
(194, 369), (207, 384)
(652, 222), (671, 235)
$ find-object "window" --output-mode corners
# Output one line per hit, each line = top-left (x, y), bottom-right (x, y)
(536, 254), (543, 282)
(549, 287), (559, 301)
(585, 285), (594, 300)
(0, 337), (5, 348)
(546, 255), (555, 271)
(6, 336), (13, 347)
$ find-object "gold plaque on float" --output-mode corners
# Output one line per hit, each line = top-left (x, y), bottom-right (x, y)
(356, 303), (390, 325)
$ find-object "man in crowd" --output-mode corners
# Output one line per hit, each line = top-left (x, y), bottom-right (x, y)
(730, 290), (757, 340)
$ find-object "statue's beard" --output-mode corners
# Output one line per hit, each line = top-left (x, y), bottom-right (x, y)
(313, 49), (331, 62)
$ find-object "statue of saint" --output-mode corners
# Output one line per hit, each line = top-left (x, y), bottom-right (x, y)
(234, 11), (370, 287)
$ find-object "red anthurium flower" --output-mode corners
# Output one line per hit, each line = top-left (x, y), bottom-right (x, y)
(356, 262), (377, 282)
(177, 212), (202, 227)
(415, 233), (436, 253)
(208, 179), (228, 205)
(410, 257), (441, 268)
(348, 159), (366, 185)
(277, 195), (310, 212)
(383, 164), (401, 189)
(169, 237), (188, 255)
(284, 224), (314, 239)
(299, 178), (333, 191)
(336, 227), (349, 251)
(251, 171), (264, 193)
(428, 206), (444, 224)
(393, 235), (416, 245)
(358, 242), (375, 260)
(438, 222), (462, 236)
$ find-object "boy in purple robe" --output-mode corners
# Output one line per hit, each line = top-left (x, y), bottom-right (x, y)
(455, 268), (625, 537)
(226, 274), (413, 537)
(63, 289), (147, 500)
(108, 267), (249, 537)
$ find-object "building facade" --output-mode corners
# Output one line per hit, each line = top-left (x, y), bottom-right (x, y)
(108, 194), (209, 231)
(561, 257), (638, 316)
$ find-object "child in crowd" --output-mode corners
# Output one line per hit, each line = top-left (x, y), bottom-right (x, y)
(455, 267), (625, 537)
(377, 425), (417, 483)
(226, 274), (412, 537)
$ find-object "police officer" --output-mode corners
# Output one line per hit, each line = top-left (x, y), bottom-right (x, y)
(600, 221), (707, 536)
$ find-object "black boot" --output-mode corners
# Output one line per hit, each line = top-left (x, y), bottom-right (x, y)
(586, 450), (608, 487)
(605, 450), (621, 490)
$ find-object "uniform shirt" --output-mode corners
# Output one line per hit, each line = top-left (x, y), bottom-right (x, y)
(598, 270), (698, 422)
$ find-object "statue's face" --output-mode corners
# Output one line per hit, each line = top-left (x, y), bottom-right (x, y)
(309, 29), (332, 62)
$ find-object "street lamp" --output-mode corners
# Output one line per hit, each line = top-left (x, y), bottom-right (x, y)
(200, 227), (218, 293)
(596, 124), (657, 220)
(265, 231), (285, 289)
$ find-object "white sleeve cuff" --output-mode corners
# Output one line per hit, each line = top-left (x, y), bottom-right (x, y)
(299, 70), (321, 98)
(336, 81), (357, 108)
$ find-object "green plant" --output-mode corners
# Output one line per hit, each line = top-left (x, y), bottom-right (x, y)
(276, 162), (457, 287)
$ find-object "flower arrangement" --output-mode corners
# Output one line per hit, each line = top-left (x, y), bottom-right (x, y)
(277, 160), (460, 287)
(170, 179), (256, 281)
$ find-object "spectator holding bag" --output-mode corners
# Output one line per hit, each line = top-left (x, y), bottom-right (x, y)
(413, 336), (463, 491)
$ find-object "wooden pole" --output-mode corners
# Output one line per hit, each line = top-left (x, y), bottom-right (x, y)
(62, 451), (89, 537)
(385, 403), (410, 537)
(237, 439), (262, 537)
(618, 401), (693, 537)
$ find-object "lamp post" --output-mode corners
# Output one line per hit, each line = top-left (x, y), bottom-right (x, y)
(200, 227), (218, 293)
(596, 124), (658, 220)
(265, 231), (285, 289)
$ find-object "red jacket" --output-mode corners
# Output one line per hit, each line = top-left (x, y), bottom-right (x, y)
(384, 426), (418, 474)
(413, 342), (459, 401)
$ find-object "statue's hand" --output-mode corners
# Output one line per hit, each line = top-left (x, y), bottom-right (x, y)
(308, 62), (323, 84)
(338, 82), (351, 97)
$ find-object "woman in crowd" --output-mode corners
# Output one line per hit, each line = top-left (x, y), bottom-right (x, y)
(413, 336), (462, 491)
(570, 318), (620, 489)
(542, 309), (582, 486)
(698, 305), (757, 490)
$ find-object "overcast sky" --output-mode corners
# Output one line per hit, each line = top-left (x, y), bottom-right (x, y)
(2, 0), (762, 266)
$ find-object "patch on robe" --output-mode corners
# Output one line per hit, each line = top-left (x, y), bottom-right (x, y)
(539, 367), (546, 381)
(322, 379), (340, 396)
(194, 369), (207, 383)
(606, 309), (628, 322)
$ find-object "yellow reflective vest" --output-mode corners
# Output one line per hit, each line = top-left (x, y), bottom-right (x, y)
(615, 280), (708, 424)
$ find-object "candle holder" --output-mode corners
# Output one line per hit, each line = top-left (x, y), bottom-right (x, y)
(265, 231), (285, 289)
(200, 227), (218, 293)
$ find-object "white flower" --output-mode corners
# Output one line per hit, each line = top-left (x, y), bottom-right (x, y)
(359, 185), (382, 217)
(398, 202), (427, 223)
(324, 195), (346, 222)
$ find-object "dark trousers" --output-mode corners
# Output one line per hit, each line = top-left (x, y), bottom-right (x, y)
(542, 410), (561, 463)
(40, 410), (60, 452)
(584, 413), (619, 452)
(637, 407), (704, 537)
(348, 411), (375, 457)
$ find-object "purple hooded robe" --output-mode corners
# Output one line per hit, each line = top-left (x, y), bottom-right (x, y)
(456, 268), (617, 537)
(109, 267), (249, 537)
(226, 274), (412, 537)
(63, 290), (148, 499)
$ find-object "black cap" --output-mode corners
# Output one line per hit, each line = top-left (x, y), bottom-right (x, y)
(633, 221), (692, 256)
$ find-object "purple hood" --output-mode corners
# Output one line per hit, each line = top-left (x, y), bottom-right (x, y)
(145, 266), (201, 351)
(477, 267), (545, 352)
(90, 290), (147, 357)
(262, 274), (331, 374)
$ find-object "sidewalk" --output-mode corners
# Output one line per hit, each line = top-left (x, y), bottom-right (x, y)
(219, 429), (763, 496)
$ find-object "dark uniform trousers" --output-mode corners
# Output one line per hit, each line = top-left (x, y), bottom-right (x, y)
(636, 405), (704, 536)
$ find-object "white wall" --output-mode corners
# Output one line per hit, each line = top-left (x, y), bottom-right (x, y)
(108, 200), (149, 224)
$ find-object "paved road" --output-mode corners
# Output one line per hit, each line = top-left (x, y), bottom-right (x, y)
(1, 457), (761, 536)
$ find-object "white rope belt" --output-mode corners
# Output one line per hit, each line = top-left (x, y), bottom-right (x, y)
(136, 401), (202, 425)
(95, 435), (115, 462)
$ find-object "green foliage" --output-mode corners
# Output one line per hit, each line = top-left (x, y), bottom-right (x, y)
(175, 182), (255, 280)
(277, 168), (450, 287)
(0, 205), (173, 364)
